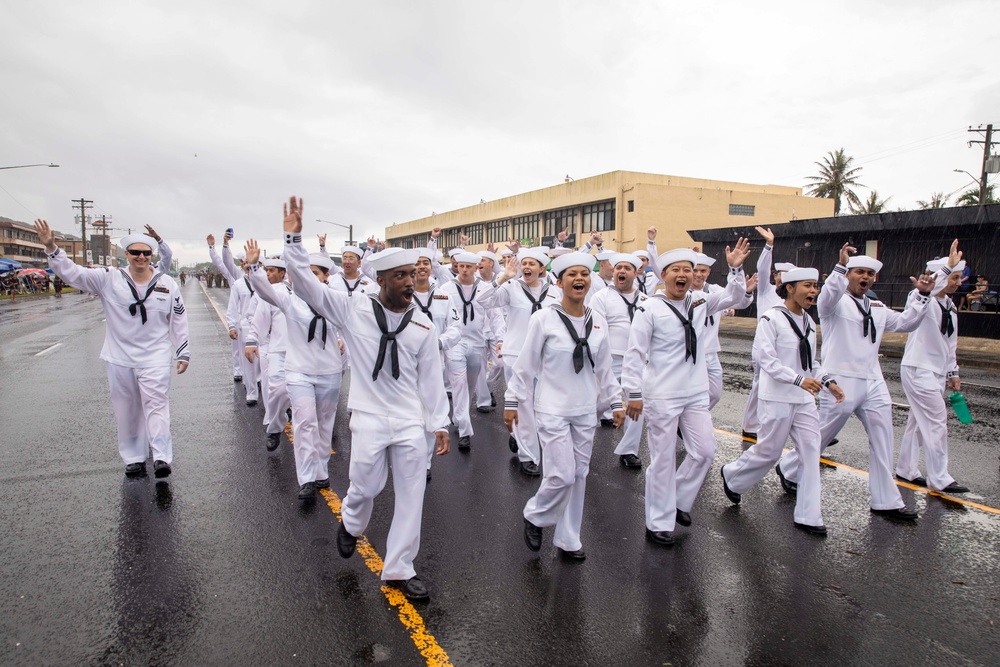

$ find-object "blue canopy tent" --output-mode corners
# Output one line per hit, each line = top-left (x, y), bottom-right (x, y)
(0, 258), (24, 272)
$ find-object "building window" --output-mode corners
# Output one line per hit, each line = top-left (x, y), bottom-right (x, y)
(729, 204), (755, 216)
(543, 207), (578, 237)
(582, 201), (616, 232)
(486, 219), (509, 244)
(442, 227), (461, 250)
(412, 233), (429, 248)
(511, 214), (539, 244)
(627, 200), (634, 212)
(464, 223), (484, 245)
(401, 237), (414, 249)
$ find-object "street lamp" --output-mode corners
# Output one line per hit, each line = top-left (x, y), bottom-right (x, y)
(315, 219), (354, 246)
(953, 168), (981, 185)
(0, 163), (59, 170)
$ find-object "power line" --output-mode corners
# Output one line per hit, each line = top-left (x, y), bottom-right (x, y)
(0, 182), (38, 218)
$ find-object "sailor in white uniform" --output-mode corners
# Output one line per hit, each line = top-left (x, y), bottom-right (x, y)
(332, 245), (376, 297)
(37, 221), (190, 478)
(210, 239), (261, 406)
(776, 244), (937, 520)
(622, 241), (750, 545)
(720, 267), (845, 534)
(207, 233), (244, 382)
(506, 252), (624, 560)
(896, 242), (969, 493)
(282, 197), (450, 601)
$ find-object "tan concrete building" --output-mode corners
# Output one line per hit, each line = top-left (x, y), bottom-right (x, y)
(385, 170), (834, 254)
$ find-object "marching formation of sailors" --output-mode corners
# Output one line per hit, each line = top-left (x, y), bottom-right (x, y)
(39, 199), (972, 601)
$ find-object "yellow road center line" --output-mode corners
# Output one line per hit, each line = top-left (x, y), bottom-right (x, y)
(715, 428), (1000, 516)
(198, 279), (228, 326)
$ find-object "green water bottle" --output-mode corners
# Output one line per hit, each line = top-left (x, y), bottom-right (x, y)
(948, 391), (973, 425)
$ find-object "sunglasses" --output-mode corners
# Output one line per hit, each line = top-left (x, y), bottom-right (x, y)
(127, 249), (153, 257)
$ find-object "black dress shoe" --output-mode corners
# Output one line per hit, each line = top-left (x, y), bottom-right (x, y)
(153, 460), (171, 478)
(827, 438), (839, 447)
(286, 408), (293, 420)
(491, 392), (497, 407)
(794, 521), (828, 536)
(940, 481), (969, 493)
(619, 454), (642, 469)
(742, 430), (757, 442)
(298, 482), (316, 501)
(600, 418), (615, 427)
(336, 522), (357, 558)
(676, 510), (692, 527)
(676, 427), (684, 440)
(234, 375), (243, 383)
(519, 461), (540, 476)
(508, 434), (519, 453)
(246, 399), (258, 407)
(458, 436), (471, 450)
(314, 478), (329, 489)
(645, 528), (675, 546)
(775, 464), (798, 495)
(476, 406), (493, 413)
(871, 506), (918, 521)
(524, 519), (542, 551)
(895, 474), (927, 486)
(387, 576), (429, 601)
(557, 547), (586, 561)
(124, 462), (147, 478)
(426, 469), (432, 482)
(721, 468), (741, 504)
(266, 432), (281, 451)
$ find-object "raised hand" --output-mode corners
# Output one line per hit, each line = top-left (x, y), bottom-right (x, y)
(245, 239), (260, 265)
(839, 243), (857, 267)
(460, 233), (470, 247)
(725, 237), (751, 268)
(317, 233), (327, 246)
(947, 239), (962, 269)
(557, 227), (569, 243)
(283, 196), (303, 233)
(376, 240), (385, 252)
(34, 219), (57, 252)
(911, 271), (936, 293)
(144, 224), (162, 242)
(486, 242), (497, 254)
(590, 231), (603, 246)
(507, 238), (520, 255)
(207, 233), (216, 246)
(647, 227), (657, 241)
(745, 272), (759, 292)
(754, 226), (774, 246)
(430, 227), (441, 240)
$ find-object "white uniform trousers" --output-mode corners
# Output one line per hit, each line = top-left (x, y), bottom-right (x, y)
(645, 394), (717, 531)
(486, 339), (504, 385)
(778, 376), (904, 511)
(722, 400), (824, 527)
(259, 347), (271, 425)
(341, 411), (429, 581)
(523, 412), (596, 552)
(706, 353), (723, 411)
(286, 371), (341, 486)
(503, 356), (541, 465)
(231, 338), (241, 377)
(610, 355), (644, 458)
(446, 340), (485, 438)
(741, 348), (761, 433)
(474, 341), (495, 409)
(237, 327), (260, 402)
(106, 363), (173, 465)
(427, 352), (450, 470)
(897, 366), (955, 491)
(264, 352), (291, 436)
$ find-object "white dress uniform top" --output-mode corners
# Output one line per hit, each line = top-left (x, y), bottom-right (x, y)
(777, 257), (931, 510)
(742, 245), (790, 434)
(722, 269), (834, 529)
(896, 260), (962, 491)
(588, 254), (649, 459)
(47, 242), (190, 466)
(622, 251), (746, 532)
(506, 261), (623, 553)
(225, 270), (261, 402)
(207, 242), (243, 378)
(247, 269), (291, 432)
(285, 238), (450, 582)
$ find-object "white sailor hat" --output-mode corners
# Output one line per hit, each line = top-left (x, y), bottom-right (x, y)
(308, 253), (335, 271)
(454, 251), (480, 265)
(477, 250), (498, 263)
(551, 252), (595, 278)
(518, 248), (549, 266)
(694, 252), (716, 267)
(434, 250), (444, 261)
(235, 251), (247, 262)
(120, 233), (158, 251)
(926, 257), (965, 273)
(367, 247), (419, 272)
(633, 249), (651, 260)
(448, 248), (464, 258)
(656, 248), (698, 269)
(263, 256), (286, 269)
(341, 245), (364, 259)
(549, 246), (573, 257)
(414, 247), (435, 261)
(782, 267), (819, 283)
(774, 262), (797, 273)
(595, 250), (616, 262)
(846, 255), (883, 273)
(611, 253), (642, 270)
(498, 248), (513, 257)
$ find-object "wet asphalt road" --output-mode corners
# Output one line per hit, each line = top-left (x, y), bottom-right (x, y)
(1, 285), (999, 666)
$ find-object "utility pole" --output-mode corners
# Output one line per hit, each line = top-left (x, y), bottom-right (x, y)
(967, 124), (994, 205)
(71, 198), (93, 265)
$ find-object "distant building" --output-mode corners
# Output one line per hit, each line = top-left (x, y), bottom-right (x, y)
(0, 217), (86, 266)
(385, 170), (834, 254)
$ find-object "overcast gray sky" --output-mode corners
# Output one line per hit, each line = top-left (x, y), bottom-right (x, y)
(2, 0), (997, 265)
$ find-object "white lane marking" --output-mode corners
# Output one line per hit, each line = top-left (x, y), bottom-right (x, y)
(892, 402), (910, 409)
(34, 343), (63, 357)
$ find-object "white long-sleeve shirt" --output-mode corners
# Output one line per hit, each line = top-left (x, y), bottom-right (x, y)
(412, 286), (462, 351)
(330, 273), (377, 298)
(225, 274), (257, 333)
(284, 234), (448, 430)
(817, 264), (929, 381)
(588, 286), (648, 358)
(505, 305), (622, 417)
(757, 305), (833, 404)
(900, 290), (959, 378)
(47, 247), (189, 368)
(153, 239), (173, 274)
(476, 279), (558, 357)
(622, 267), (747, 401)
(209, 245), (241, 285)
(246, 278), (289, 355)
(755, 244), (782, 318)
(438, 279), (488, 348)
(701, 282), (754, 355)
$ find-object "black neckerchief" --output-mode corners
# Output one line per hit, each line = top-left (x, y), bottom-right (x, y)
(455, 279), (478, 324)
(615, 288), (640, 322)
(939, 299), (955, 337)
(636, 273), (648, 294)
(413, 289), (434, 321)
(342, 274), (361, 297)
(777, 307), (813, 371)
(121, 270), (163, 325)
(657, 294), (698, 363)
(243, 276), (254, 296)
(553, 307), (594, 373)
(697, 285), (717, 327)
(519, 280), (549, 313)
(370, 297), (415, 381)
(307, 305), (328, 348)
(850, 295), (876, 343)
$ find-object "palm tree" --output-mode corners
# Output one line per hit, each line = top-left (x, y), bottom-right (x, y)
(916, 192), (949, 209)
(849, 190), (891, 214)
(805, 148), (865, 215)
(955, 184), (997, 206)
